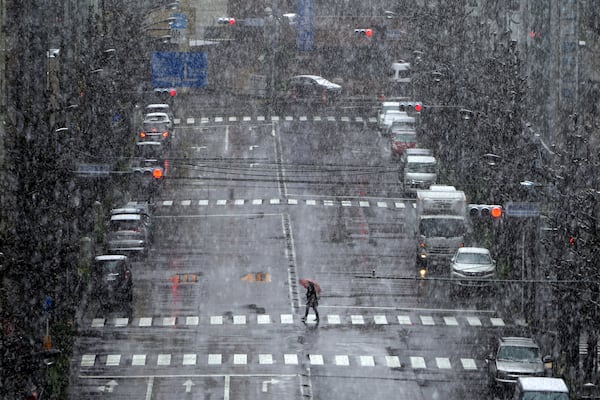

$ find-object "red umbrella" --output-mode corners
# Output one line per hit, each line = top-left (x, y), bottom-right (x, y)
(299, 278), (321, 295)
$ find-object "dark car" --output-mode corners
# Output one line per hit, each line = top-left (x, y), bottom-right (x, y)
(287, 75), (342, 104)
(91, 255), (133, 303)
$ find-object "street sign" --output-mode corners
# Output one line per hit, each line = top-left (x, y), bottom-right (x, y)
(151, 52), (208, 88)
(505, 202), (540, 217)
(76, 163), (111, 177)
(297, 0), (314, 51)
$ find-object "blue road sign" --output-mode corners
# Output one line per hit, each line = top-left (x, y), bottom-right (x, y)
(151, 52), (207, 88)
(43, 296), (53, 312)
(170, 13), (186, 29)
(505, 202), (540, 218)
(297, 0), (313, 51)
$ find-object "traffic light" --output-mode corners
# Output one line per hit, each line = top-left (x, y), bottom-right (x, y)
(354, 28), (373, 37)
(152, 167), (163, 179)
(468, 204), (503, 219)
(218, 17), (236, 25)
(398, 101), (423, 113)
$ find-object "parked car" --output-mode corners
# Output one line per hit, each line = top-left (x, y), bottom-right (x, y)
(486, 336), (550, 391)
(390, 131), (417, 158)
(91, 255), (133, 303)
(449, 247), (496, 286)
(287, 75), (341, 104)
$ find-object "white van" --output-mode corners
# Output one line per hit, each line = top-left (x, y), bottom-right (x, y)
(513, 377), (568, 400)
(403, 155), (437, 192)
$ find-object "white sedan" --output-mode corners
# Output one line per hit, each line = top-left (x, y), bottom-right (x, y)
(449, 247), (496, 287)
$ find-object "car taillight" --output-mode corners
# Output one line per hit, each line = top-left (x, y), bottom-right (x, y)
(125, 270), (131, 280)
(162, 131), (169, 138)
(139, 132), (146, 138)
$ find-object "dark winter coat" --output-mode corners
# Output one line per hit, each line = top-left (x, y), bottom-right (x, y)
(306, 283), (319, 307)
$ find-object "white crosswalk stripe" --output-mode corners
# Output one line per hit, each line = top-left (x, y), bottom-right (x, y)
(172, 114), (383, 125)
(80, 352), (482, 371)
(152, 198), (415, 210)
(89, 313), (506, 328)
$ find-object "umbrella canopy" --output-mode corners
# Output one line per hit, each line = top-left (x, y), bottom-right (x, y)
(299, 278), (321, 295)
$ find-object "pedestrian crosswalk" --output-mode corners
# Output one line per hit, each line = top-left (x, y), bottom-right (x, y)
(174, 115), (379, 126)
(78, 351), (482, 371)
(87, 312), (506, 329)
(148, 198), (415, 210)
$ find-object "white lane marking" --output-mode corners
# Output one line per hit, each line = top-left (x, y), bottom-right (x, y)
(145, 376), (154, 400)
(183, 354), (197, 365)
(208, 354), (222, 365)
(327, 315), (341, 324)
(234, 199), (244, 205)
(186, 316), (199, 326)
(181, 200), (191, 206)
(466, 316), (482, 326)
(257, 315), (271, 324)
(224, 375), (230, 400)
(233, 315), (246, 324)
(288, 198), (298, 205)
(377, 201), (388, 208)
(259, 354), (273, 364)
(374, 315), (388, 324)
(436, 357), (451, 369)
(444, 316), (459, 326)
(420, 316), (435, 325)
(335, 355), (350, 366)
(186, 118), (195, 124)
(157, 354), (171, 366)
(359, 201), (370, 207)
(397, 315), (412, 324)
(106, 354), (121, 366)
(461, 358), (477, 370)
(81, 354), (96, 367)
(115, 318), (128, 327)
(270, 198), (280, 205)
(132, 354), (146, 366)
(280, 314), (294, 324)
(306, 199), (316, 205)
(257, 115), (265, 121)
(410, 356), (426, 369)
(309, 354), (324, 365)
(216, 199), (227, 206)
(490, 317), (505, 326)
(351, 315), (365, 324)
(252, 199), (263, 205)
(210, 316), (223, 325)
(284, 354), (298, 364)
(215, 117), (223, 122)
(139, 317), (152, 327)
(386, 356), (401, 368)
(199, 200), (209, 206)
(341, 201), (352, 207)
(91, 318), (105, 328)
(360, 356), (375, 366)
(233, 354), (247, 365)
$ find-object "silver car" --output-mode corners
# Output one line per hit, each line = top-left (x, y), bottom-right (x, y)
(449, 247), (496, 286)
(486, 337), (549, 390)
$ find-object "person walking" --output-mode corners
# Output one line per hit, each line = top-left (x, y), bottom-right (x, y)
(302, 281), (319, 323)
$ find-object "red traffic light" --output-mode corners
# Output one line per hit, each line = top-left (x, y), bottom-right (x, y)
(152, 168), (163, 179)
(490, 206), (502, 219)
(168, 88), (177, 97)
(354, 28), (373, 37)
(218, 17), (235, 25)
(414, 103), (422, 112)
